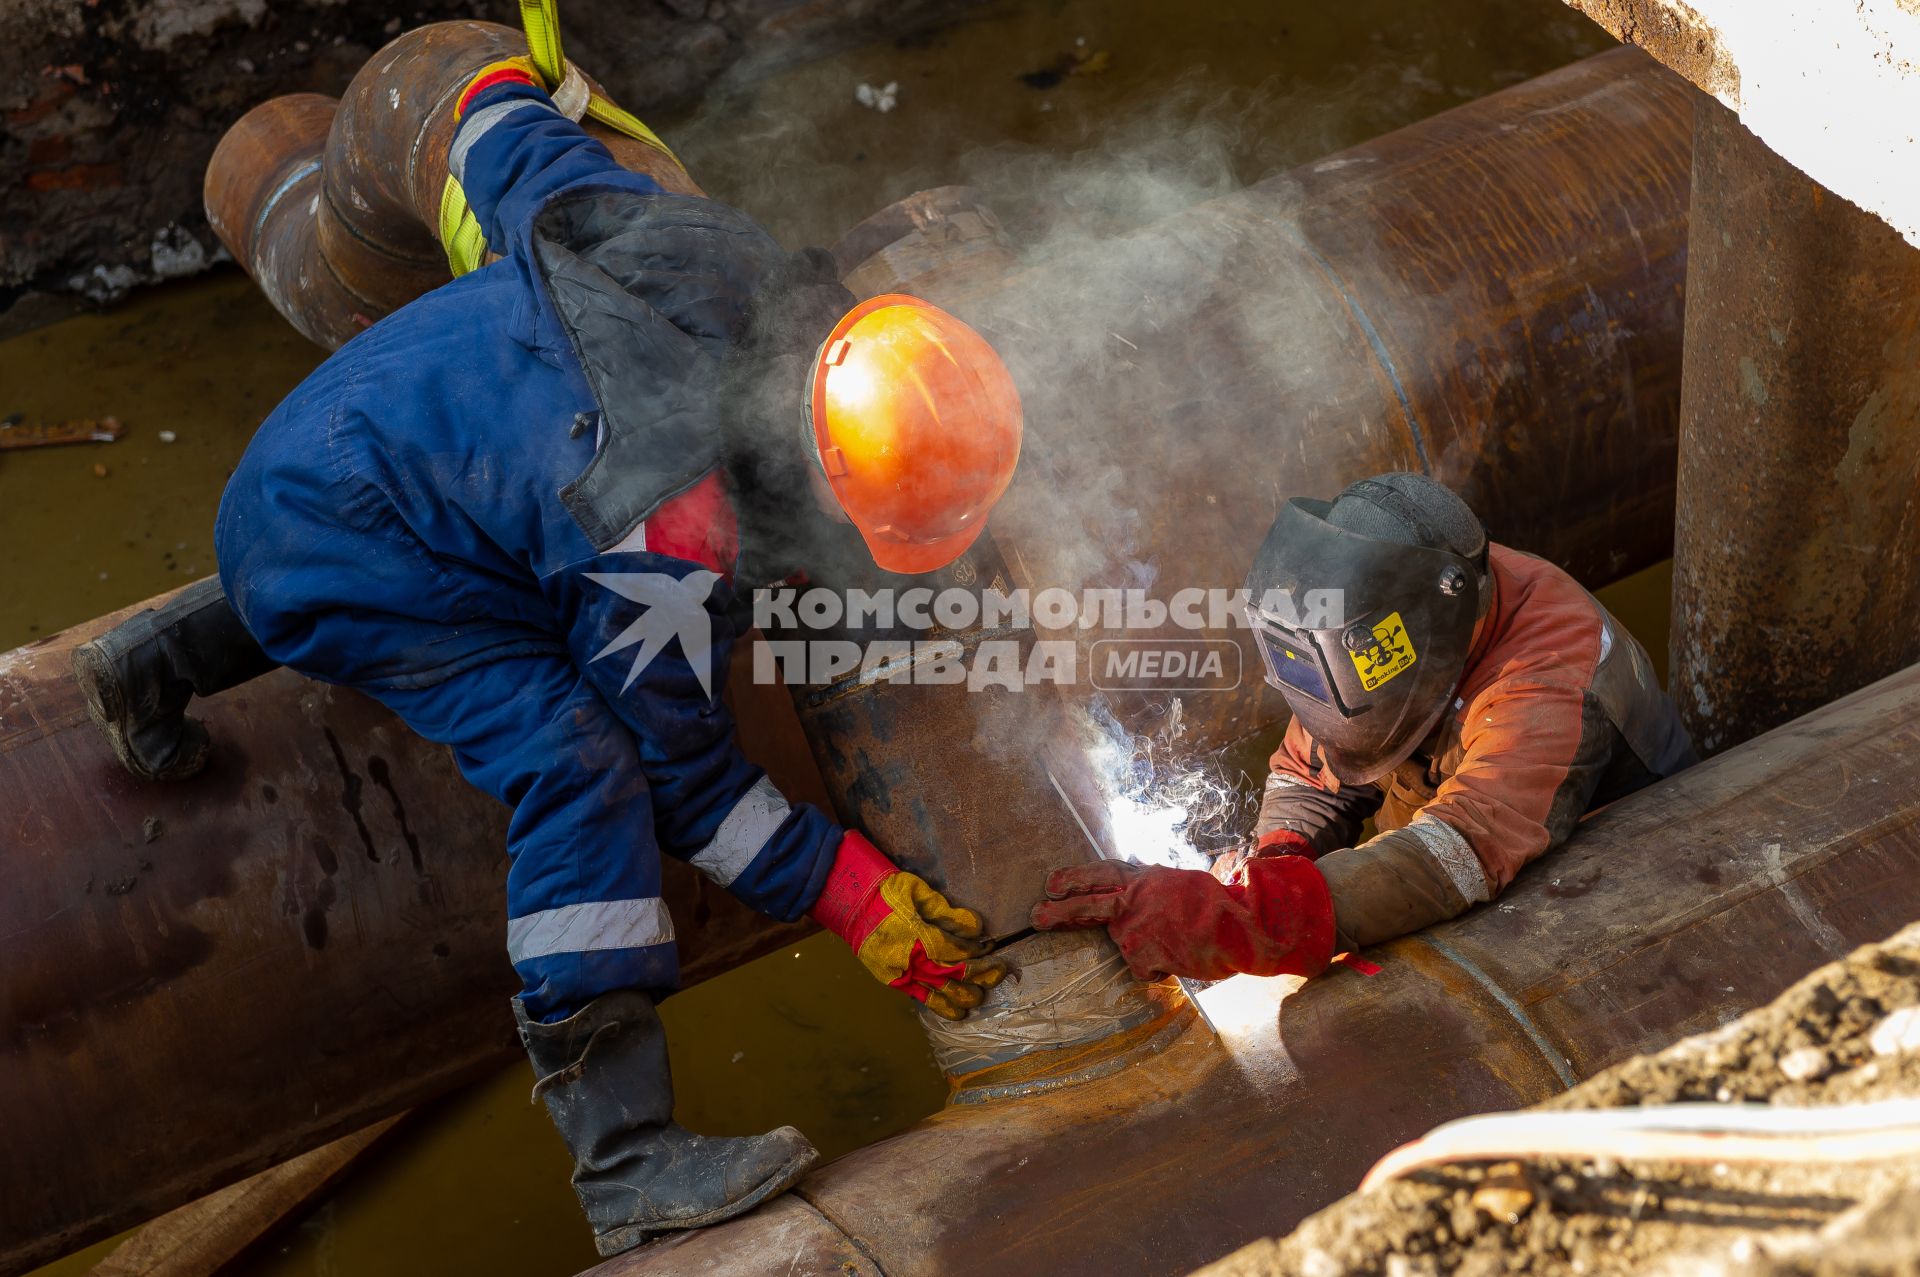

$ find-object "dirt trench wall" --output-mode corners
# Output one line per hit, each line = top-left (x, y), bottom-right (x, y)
(0, 0), (984, 317)
(1196, 920), (1920, 1277)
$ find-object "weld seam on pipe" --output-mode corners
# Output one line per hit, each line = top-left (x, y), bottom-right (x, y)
(948, 1014), (1192, 1105)
(1280, 225), (1432, 475)
(320, 179), (443, 264)
(1360, 1099), (1920, 1190)
(920, 943), (1150, 1074)
(311, 232), (385, 317)
(790, 1187), (891, 1275)
(408, 75), (478, 215)
(1420, 934), (1577, 1089)
(252, 159), (323, 250)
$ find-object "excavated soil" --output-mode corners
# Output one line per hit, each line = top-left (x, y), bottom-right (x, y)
(1197, 922), (1920, 1277)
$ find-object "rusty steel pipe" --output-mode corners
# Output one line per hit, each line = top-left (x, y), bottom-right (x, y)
(205, 21), (700, 349)
(1670, 95), (1920, 756)
(198, 94), (353, 351)
(204, 38), (1695, 936)
(985, 42), (1691, 759)
(591, 656), (1920, 1277)
(0, 595), (826, 1276)
(0, 39), (1697, 1272)
(794, 46), (1693, 939)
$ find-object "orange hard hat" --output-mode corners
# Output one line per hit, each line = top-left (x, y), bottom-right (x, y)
(807, 294), (1023, 575)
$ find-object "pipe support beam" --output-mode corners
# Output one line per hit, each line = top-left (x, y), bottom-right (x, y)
(1670, 94), (1920, 754)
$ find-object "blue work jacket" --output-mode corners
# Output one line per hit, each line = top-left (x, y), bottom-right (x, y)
(216, 77), (842, 1020)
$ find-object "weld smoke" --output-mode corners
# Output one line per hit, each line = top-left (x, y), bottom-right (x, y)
(668, 36), (1520, 858)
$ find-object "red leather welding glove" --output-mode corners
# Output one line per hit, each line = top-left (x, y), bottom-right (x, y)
(1031, 856), (1336, 982)
(809, 832), (1007, 1020)
(1210, 829), (1320, 885)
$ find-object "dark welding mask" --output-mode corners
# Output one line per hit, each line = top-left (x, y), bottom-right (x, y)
(1244, 489), (1484, 784)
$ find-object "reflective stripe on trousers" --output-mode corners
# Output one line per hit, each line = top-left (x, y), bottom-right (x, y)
(507, 897), (675, 964)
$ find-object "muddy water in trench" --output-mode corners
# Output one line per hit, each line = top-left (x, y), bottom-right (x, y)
(9, 1), (1644, 1273)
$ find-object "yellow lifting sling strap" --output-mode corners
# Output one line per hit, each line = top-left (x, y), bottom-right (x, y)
(437, 0), (681, 277)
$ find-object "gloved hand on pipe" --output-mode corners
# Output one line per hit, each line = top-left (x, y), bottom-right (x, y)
(809, 832), (1007, 1020)
(1031, 857), (1336, 982)
(1209, 828), (1320, 886)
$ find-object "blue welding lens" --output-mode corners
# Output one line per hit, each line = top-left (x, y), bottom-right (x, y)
(1249, 613), (1334, 707)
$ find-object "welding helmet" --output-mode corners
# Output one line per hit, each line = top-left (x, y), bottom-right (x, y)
(1243, 474), (1488, 784)
(806, 294), (1023, 575)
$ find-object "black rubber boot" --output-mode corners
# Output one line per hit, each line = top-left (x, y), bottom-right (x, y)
(70, 577), (280, 781)
(514, 989), (818, 1257)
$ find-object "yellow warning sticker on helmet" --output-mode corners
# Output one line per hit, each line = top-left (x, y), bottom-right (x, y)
(1348, 611), (1418, 691)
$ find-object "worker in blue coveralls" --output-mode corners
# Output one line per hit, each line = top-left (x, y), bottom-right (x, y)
(200, 55), (1025, 1255)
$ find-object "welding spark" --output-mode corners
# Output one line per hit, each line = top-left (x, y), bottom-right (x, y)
(1080, 698), (1257, 871)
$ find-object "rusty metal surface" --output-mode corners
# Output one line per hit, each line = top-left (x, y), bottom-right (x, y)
(1670, 95), (1920, 755)
(788, 635), (1111, 937)
(783, 46), (1693, 950)
(203, 94), (365, 350)
(832, 184), (1021, 306)
(595, 1196), (881, 1277)
(204, 21), (701, 350)
(0, 595), (820, 1276)
(1442, 666), (1920, 1077)
(208, 42), (1694, 930)
(155, 40), (1697, 1267)
(592, 658), (1920, 1277)
(975, 45), (1692, 756)
(797, 951), (1561, 1277)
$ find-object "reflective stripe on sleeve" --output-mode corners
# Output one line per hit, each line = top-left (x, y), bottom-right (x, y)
(506, 897), (675, 964)
(688, 775), (791, 888)
(1405, 815), (1492, 904)
(450, 97), (557, 183)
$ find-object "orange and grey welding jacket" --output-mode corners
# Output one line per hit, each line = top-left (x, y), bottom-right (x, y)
(1255, 543), (1696, 949)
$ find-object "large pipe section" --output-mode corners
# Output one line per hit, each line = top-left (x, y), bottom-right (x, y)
(1670, 95), (1920, 756)
(0, 600), (826, 1276)
(993, 43), (1690, 759)
(0, 37), (1694, 1275)
(790, 46), (1692, 939)
(591, 656), (1920, 1277)
(201, 32), (1697, 934)
(204, 21), (699, 349)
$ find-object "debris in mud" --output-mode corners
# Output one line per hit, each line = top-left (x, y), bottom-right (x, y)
(855, 80), (899, 112)
(1019, 40), (1113, 89)
(1195, 922), (1920, 1277)
(0, 415), (123, 451)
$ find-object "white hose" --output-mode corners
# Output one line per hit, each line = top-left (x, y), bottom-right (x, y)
(1360, 1099), (1920, 1191)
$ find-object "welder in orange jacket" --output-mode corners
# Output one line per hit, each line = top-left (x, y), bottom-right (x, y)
(1032, 472), (1696, 981)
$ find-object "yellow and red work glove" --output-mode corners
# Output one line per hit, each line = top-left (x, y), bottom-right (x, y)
(1031, 855), (1335, 983)
(809, 833), (1006, 1020)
